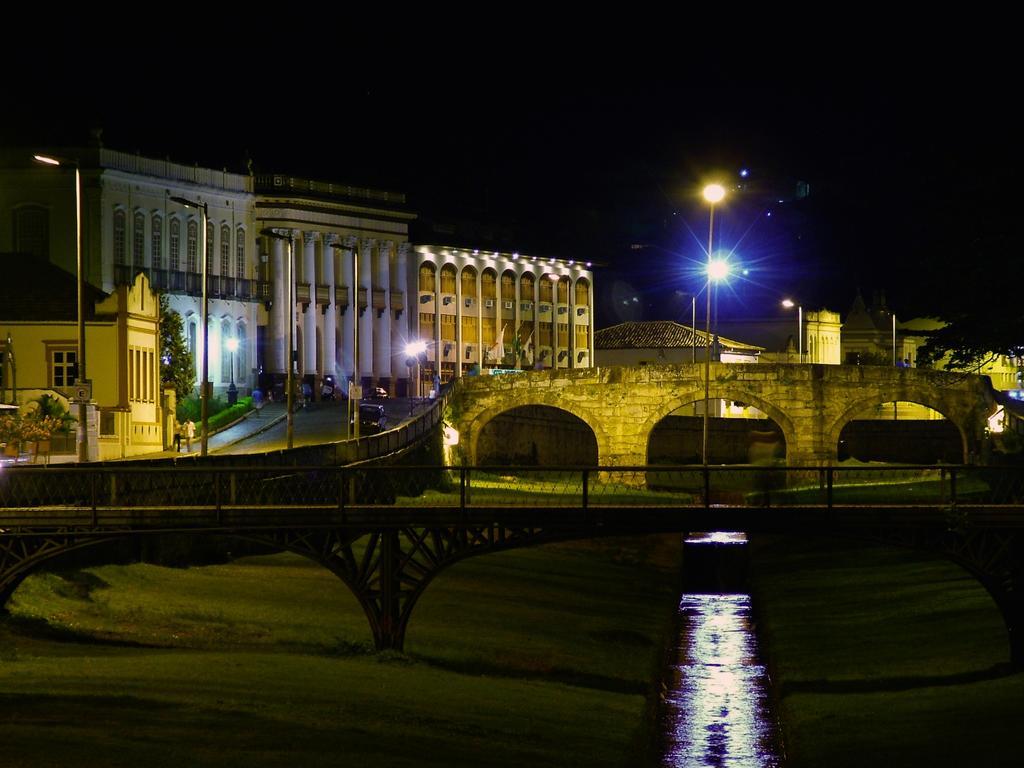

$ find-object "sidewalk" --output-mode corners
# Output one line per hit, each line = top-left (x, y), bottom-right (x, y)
(18, 402), (289, 465)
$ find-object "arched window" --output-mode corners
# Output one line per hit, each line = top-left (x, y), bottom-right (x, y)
(461, 266), (478, 298)
(113, 209), (126, 265)
(235, 227), (245, 280)
(151, 214), (163, 269)
(206, 222), (215, 273)
(221, 318), (233, 383)
(13, 205), (48, 260)
(133, 211), (145, 268)
(575, 278), (590, 306)
(440, 264), (457, 294)
(169, 218), (181, 271)
(220, 224), (231, 277)
(186, 220), (198, 273)
(187, 317), (198, 380)
(236, 322), (247, 380)
(419, 263), (436, 292)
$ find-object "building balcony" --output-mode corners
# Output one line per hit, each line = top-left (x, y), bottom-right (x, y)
(114, 265), (269, 303)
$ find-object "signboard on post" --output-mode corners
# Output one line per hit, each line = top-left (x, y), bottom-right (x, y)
(349, 384), (362, 400)
(74, 380), (92, 402)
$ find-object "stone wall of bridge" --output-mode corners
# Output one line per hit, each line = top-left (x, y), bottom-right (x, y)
(450, 364), (998, 467)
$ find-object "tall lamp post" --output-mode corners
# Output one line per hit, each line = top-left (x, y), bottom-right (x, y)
(225, 336), (238, 405)
(701, 183), (726, 466)
(329, 241), (360, 439)
(262, 228), (295, 449)
(170, 196), (210, 455)
(782, 299), (803, 363)
(405, 340), (426, 413)
(33, 154), (93, 462)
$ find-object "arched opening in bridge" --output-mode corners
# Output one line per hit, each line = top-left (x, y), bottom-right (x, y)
(838, 401), (962, 463)
(648, 400), (786, 465)
(476, 405), (598, 465)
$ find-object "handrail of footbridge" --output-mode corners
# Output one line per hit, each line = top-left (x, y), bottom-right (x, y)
(2, 464), (1023, 533)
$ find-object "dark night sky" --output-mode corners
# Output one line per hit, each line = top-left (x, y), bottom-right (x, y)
(4, 32), (1016, 327)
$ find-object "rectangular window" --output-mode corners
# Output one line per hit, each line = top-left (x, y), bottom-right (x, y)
(170, 219), (180, 271)
(133, 213), (145, 267)
(440, 313), (456, 341)
(236, 229), (245, 280)
(481, 317), (496, 345)
(151, 216), (163, 269)
(461, 315), (478, 342)
(419, 312), (435, 341)
(51, 349), (77, 388)
(221, 225), (231, 276)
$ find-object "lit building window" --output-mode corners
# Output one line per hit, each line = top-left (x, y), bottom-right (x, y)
(187, 221), (198, 273)
(419, 263), (435, 292)
(207, 222), (215, 272)
(152, 215), (163, 269)
(236, 227), (245, 279)
(440, 265), (456, 294)
(220, 224), (231, 277)
(133, 212), (145, 268)
(170, 219), (181, 271)
(113, 209), (126, 265)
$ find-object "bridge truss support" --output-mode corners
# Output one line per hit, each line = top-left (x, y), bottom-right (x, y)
(862, 525), (1024, 669)
(232, 524), (563, 652)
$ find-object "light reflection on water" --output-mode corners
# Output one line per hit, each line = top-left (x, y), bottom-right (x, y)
(660, 594), (781, 767)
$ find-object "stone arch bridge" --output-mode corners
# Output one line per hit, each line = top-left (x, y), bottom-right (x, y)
(450, 364), (998, 466)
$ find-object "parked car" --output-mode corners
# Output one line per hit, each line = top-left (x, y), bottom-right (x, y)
(352, 403), (387, 434)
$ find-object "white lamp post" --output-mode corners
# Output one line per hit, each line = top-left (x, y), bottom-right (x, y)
(782, 299), (803, 363)
(262, 228), (295, 449)
(33, 154), (93, 462)
(170, 196), (210, 455)
(701, 183), (726, 466)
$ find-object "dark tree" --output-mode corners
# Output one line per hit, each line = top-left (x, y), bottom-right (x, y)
(158, 295), (194, 402)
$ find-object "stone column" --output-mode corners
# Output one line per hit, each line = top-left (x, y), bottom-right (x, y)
(340, 236), (356, 383)
(454, 257), (463, 379)
(268, 236), (286, 373)
(374, 240), (393, 385)
(302, 232), (318, 376)
(396, 243), (410, 391)
(359, 238), (374, 387)
(322, 234), (338, 380)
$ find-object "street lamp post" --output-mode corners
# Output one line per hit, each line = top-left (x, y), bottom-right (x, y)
(782, 299), (803, 363)
(262, 228), (295, 449)
(701, 183), (726, 467)
(171, 196), (210, 455)
(329, 241), (360, 439)
(225, 336), (238, 405)
(33, 154), (93, 462)
(405, 340), (426, 414)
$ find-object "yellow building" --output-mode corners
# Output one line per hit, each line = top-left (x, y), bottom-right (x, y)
(1, 265), (162, 460)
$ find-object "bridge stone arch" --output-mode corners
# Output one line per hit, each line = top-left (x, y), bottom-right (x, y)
(828, 385), (987, 463)
(464, 397), (608, 467)
(646, 386), (797, 462)
(451, 364), (998, 467)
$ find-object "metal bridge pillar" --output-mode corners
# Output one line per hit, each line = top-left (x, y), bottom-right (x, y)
(374, 529), (406, 651)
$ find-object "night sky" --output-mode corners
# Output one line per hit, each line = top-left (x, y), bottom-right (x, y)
(5, 37), (1015, 328)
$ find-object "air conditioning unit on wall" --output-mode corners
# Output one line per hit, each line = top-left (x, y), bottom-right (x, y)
(484, 299), (495, 308)
(503, 300), (514, 309)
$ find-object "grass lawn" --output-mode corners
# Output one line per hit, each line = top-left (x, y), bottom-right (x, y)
(0, 534), (681, 767)
(748, 535), (1024, 767)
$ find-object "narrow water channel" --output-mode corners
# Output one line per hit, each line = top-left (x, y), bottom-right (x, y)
(658, 534), (782, 767)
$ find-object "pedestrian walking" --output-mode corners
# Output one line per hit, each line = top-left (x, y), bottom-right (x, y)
(173, 419), (182, 452)
(184, 419), (196, 452)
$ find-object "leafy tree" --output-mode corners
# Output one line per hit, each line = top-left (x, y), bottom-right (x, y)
(159, 295), (194, 403)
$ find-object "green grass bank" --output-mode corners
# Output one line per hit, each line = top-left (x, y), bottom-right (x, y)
(1, 535), (681, 768)
(748, 535), (1024, 767)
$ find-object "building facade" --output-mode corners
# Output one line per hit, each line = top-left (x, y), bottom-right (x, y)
(410, 246), (595, 390)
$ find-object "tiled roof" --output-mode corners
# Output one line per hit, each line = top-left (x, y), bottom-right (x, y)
(595, 321), (763, 351)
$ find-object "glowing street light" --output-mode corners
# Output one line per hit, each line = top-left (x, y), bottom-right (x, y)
(34, 154), (94, 462)
(701, 183), (727, 467)
(782, 299), (803, 363)
(171, 196), (211, 455)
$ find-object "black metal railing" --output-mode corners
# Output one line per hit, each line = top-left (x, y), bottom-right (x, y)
(114, 265), (271, 303)
(2, 465), (1023, 530)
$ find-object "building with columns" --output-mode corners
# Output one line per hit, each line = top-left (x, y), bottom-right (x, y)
(2, 143), (596, 451)
(410, 245), (595, 390)
(254, 175), (416, 397)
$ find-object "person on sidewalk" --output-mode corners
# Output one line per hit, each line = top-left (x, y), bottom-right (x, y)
(173, 420), (182, 452)
(184, 419), (196, 452)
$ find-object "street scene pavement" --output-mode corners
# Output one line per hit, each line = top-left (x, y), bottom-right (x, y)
(5, 396), (430, 465)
